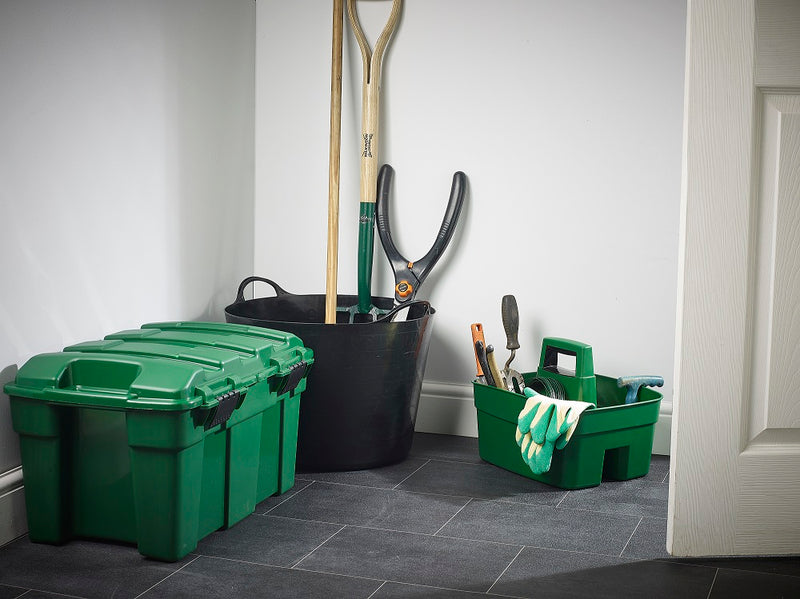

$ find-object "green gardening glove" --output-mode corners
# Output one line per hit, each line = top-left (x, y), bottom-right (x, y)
(516, 388), (560, 474)
(516, 387), (593, 475)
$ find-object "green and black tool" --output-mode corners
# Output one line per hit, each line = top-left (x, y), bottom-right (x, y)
(347, 0), (402, 317)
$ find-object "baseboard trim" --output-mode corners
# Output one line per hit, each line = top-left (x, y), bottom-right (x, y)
(415, 381), (672, 455)
(0, 466), (27, 546)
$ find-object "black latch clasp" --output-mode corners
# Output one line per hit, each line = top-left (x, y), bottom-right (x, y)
(206, 390), (241, 429)
(280, 361), (308, 396)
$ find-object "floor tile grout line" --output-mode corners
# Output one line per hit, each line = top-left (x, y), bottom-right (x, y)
(410, 455), (484, 466)
(414, 455), (482, 462)
(195, 553), (309, 569)
(392, 459), (431, 489)
(434, 530), (636, 558)
(210, 508), (643, 557)
(17, 588), (87, 599)
(296, 478), (409, 492)
(196, 553), (389, 585)
(706, 568), (719, 599)
(288, 570), (529, 599)
(493, 496), (667, 521)
(487, 545), (526, 594)
(704, 565), (800, 581)
(433, 497), (473, 536)
(652, 555), (800, 578)
(198, 554), (487, 593)
(290, 524), (347, 569)
(256, 512), (353, 528)
(619, 516), (643, 558)
(260, 512), (481, 537)
(285, 476), (475, 501)
(516, 542), (635, 560)
(495, 498), (666, 520)
(262, 480), (316, 515)
(365, 580), (387, 599)
(650, 558), (753, 572)
(132, 554), (202, 599)
(291, 476), (667, 520)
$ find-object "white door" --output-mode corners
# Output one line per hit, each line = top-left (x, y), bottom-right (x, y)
(669, 0), (800, 556)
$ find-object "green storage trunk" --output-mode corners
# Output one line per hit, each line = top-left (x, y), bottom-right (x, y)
(5, 321), (313, 561)
(474, 337), (662, 490)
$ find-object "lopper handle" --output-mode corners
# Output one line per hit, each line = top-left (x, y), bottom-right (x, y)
(501, 295), (520, 351)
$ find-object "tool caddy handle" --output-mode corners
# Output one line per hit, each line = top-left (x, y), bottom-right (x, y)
(536, 337), (597, 406)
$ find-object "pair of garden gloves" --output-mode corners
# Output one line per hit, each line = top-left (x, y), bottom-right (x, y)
(515, 387), (593, 475)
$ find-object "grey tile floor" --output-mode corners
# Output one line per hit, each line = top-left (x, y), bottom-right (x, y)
(1, 432), (799, 598)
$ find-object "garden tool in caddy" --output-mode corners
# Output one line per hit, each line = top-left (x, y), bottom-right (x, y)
(471, 323), (488, 385)
(501, 294), (526, 393)
(617, 375), (664, 404)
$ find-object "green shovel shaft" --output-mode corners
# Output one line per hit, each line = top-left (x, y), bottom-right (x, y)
(357, 202), (375, 313)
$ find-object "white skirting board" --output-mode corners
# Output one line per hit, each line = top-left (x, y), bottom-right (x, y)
(0, 466), (27, 547)
(414, 381), (673, 456)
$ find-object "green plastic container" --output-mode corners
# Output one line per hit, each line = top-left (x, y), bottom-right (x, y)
(473, 337), (661, 490)
(5, 321), (313, 561)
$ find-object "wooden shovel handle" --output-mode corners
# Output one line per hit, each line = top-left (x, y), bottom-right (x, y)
(347, 0), (402, 206)
(325, 0), (345, 324)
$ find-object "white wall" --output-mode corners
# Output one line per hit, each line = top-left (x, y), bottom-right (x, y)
(0, 0), (686, 545)
(0, 0), (256, 544)
(255, 0), (686, 443)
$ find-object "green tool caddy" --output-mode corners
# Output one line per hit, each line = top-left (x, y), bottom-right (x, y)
(473, 337), (661, 490)
(5, 321), (313, 561)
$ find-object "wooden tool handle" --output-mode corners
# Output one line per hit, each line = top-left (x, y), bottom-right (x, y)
(347, 0), (402, 206)
(486, 345), (507, 390)
(325, 0), (345, 324)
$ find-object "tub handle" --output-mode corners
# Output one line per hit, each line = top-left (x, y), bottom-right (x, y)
(374, 300), (432, 323)
(234, 276), (293, 303)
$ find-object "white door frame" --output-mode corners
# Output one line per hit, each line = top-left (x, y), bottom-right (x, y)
(669, 0), (800, 557)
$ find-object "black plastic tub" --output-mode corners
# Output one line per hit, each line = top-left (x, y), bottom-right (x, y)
(225, 276), (434, 471)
